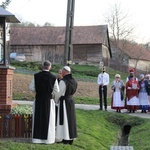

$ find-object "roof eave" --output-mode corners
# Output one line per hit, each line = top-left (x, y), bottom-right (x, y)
(0, 7), (20, 23)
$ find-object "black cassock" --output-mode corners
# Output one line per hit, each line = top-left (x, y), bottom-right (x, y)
(56, 74), (78, 140)
(32, 71), (56, 143)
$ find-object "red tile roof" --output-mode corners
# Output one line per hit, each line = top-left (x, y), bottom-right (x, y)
(119, 41), (150, 61)
(10, 25), (108, 45)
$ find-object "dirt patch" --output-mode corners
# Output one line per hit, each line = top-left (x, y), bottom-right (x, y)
(13, 74), (112, 100)
(13, 74), (34, 99)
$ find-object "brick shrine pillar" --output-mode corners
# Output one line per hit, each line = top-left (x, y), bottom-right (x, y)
(0, 66), (17, 114)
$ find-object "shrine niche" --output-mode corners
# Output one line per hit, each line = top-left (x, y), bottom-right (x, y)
(0, 7), (20, 114)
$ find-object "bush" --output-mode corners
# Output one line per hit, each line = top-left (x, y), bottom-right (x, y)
(11, 105), (32, 115)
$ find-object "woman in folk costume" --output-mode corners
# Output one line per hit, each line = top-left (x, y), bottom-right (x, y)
(125, 68), (138, 109)
(111, 74), (125, 113)
(138, 74), (149, 113)
(145, 74), (150, 111)
(55, 66), (77, 145)
(126, 71), (140, 113)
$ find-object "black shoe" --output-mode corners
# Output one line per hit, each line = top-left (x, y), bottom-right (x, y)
(141, 110), (143, 113)
(133, 110), (135, 113)
(119, 110), (121, 113)
(63, 140), (73, 145)
(62, 140), (68, 144)
(144, 110), (147, 113)
(116, 109), (118, 112)
(56, 140), (63, 144)
(99, 108), (103, 110)
(69, 140), (73, 145)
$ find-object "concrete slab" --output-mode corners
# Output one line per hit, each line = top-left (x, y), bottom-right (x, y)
(110, 146), (134, 150)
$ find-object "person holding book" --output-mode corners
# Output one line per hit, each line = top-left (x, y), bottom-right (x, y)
(126, 73), (140, 113)
(111, 74), (125, 113)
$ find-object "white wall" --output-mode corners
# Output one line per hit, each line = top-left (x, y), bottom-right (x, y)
(129, 59), (150, 72)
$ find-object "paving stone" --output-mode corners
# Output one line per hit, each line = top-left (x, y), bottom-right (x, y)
(110, 146), (134, 150)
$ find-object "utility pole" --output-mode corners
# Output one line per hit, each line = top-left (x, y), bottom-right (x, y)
(63, 0), (75, 66)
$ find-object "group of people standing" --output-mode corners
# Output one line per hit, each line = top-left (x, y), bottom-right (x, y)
(97, 67), (150, 113)
(29, 61), (150, 145)
(29, 60), (77, 145)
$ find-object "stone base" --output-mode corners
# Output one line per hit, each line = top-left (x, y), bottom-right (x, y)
(0, 102), (18, 114)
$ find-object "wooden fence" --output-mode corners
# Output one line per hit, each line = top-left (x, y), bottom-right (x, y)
(0, 114), (32, 138)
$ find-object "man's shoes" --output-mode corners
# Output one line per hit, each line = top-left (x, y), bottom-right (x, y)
(62, 139), (73, 145)
(55, 138), (63, 143)
(63, 140), (68, 144)
(56, 141), (63, 144)
(99, 108), (103, 110)
(68, 140), (73, 145)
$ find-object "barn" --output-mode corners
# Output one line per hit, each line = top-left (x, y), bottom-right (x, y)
(10, 25), (112, 66)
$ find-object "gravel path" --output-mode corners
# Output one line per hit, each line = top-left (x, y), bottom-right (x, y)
(13, 100), (150, 119)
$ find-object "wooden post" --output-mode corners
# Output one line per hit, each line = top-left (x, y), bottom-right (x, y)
(63, 0), (75, 66)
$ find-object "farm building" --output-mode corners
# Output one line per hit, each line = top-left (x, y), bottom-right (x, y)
(10, 25), (112, 66)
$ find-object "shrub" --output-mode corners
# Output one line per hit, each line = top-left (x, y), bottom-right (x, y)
(11, 105), (32, 115)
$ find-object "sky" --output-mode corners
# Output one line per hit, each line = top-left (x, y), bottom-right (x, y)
(2, 0), (150, 43)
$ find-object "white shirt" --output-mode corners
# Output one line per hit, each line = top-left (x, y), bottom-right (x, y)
(97, 72), (109, 86)
(55, 80), (66, 103)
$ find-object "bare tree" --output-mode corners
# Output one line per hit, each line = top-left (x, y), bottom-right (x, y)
(0, 0), (11, 9)
(144, 42), (150, 51)
(43, 22), (53, 26)
(10, 21), (54, 27)
(132, 44), (145, 70)
(10, 21), (41, 27)
(104, 3), (135, 67)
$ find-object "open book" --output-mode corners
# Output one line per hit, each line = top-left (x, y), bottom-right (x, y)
(132, 83), (137, 89)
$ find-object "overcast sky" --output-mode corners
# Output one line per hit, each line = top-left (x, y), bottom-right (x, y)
(3, 0), (150, 43)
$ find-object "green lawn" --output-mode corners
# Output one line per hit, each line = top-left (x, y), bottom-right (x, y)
(0, 109), (150, 150)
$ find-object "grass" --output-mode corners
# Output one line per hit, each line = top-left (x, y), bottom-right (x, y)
(10, 62), (128, 82)
(0, 109), (150, 150)
(75, 97), (111, 105)
(75, 97), (99, 104)
(13, 93), (34, 101)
